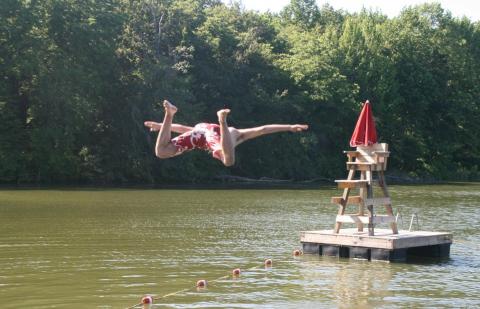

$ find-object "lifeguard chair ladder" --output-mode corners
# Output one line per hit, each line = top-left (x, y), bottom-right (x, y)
(332, 143), (398, 236)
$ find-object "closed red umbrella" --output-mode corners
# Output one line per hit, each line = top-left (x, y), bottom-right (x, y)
(349, 100), (377, 147)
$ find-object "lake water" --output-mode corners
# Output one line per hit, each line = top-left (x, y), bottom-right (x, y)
(0, 184), (479, 308)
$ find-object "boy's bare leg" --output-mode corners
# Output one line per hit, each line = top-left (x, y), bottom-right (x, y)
(144, 121), (193, 134)
(234, 124), (308, 146)
(217, 109), (235, 166)
(155, 100), (179, 159)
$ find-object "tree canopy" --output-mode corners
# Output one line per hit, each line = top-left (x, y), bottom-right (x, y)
(1, 0), (479, 184)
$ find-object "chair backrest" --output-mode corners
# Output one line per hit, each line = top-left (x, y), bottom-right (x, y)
(356, 143), (389, 171)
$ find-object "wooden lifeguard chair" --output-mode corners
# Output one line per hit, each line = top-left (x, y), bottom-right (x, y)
(332, 142), (398, 236)
(331, 100), (398, 236)
(301, 101), (452, 260)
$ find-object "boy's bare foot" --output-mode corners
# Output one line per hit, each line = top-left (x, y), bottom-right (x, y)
(217, 109), (230, 124)
(164, 100), (177, 116)
(144, 121), (162, 131)
(290, 124), (309, 132)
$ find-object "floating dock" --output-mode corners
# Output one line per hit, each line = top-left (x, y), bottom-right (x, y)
(301, 228), (452, 262)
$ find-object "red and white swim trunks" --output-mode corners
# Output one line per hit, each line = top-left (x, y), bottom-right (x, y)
(171, 123), (223, 160)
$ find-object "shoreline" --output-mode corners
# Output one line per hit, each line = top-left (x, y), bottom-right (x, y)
(0, 177), (478, 190)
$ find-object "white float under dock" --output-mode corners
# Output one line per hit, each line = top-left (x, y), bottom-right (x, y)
(301, 228), (452, 262)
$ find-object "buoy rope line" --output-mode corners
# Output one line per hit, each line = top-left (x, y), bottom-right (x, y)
(126, 249), (303, 308)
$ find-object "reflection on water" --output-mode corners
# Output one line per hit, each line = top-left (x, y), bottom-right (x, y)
(0, 184), (479, 308)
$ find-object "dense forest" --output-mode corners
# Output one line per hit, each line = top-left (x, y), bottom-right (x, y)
(1, 0), (479, 184)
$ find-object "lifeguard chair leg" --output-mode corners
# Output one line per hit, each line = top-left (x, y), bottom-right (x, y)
(357, 172), (366, 232)
(334, 169), (355, 233)
(378, 171), (398, 234)
(366, 169), (375, 236)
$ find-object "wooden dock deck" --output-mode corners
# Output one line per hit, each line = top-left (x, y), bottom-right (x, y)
(301, 228), (452, 262)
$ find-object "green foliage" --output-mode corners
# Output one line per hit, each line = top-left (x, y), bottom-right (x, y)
(1, 0), (479, 184)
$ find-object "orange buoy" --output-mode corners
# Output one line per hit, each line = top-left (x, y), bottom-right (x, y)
(141, 296), (153, 304)
(264, 258), (273, 267)
(232, 268), (241, 276)
(293, 249), (302, 256)
(196, 279), (207, 288)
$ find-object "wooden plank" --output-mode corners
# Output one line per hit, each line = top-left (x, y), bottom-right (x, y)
(357, 143), (388, 156)
(336, 215), (396, 224)
(331, 195), (362, 205)
(353, 143), (389, 171)
(335, 180), (368, 189)
(346, 162), (375, 166)
(386, 203), (398, 234)
(301, 230), (394, 249)
(357, 172), (366, 232)
(393, 232), (453, 249)
(364, 197), (391, 206)
(365, 170), (375, 236)
(343, 151), (360, 162)
(346, 162), (379, 171)
(334, 169), (355, 233)
(300, 229), (453, 250)
(346, 164), (386, 171)
(372, 151), (390, 157)
(378, 171), (398, 234)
